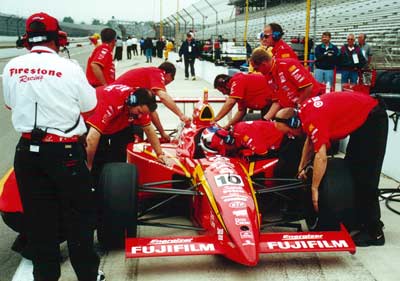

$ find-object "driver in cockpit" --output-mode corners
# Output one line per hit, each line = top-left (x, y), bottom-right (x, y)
(200, 120), (284, 157)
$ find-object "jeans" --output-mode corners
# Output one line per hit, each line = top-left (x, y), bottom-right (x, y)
(314, 68), (334, 86)
(145, 48), (152, 62)
(341, 70), (358, 84)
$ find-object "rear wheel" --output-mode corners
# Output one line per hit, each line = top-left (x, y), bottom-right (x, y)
(306, 158), (355, 231)
(97, 163), (138, 249)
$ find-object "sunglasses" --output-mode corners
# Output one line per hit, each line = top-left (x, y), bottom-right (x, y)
(260, 33), (271, 39)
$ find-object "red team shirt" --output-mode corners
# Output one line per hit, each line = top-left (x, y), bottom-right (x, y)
(270, 58), (322, 107)
(233, 120), (284, 155)
(228, 73), (274, 111)
(299, 92), (378, 152)
(115, 67), (166, 93)
(86, 43), (115, 87)
(86, 84), (151, 135)
(272, 40), (299, 59)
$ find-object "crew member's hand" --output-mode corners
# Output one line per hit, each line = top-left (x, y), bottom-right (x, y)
(157, 153), (167, 164)
(180, 115), (191, 127)
(297, 169), (308, 181)
(311, 186), (319, 212)
(160, 132), (171, 143)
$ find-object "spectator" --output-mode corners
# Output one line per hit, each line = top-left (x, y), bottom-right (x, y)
(114, 36), (123, 61)
(261, 23), (298, 59)
(164, 39), (174, 61)
(140, 37), (145, 55)
(358, 33), (373, 67)
(144, 37), (153, 63)
(339, 34), (366, 84)
(86, 28), (116, 87)
(314, 31), (339, 87)
(179, 32), (200, 80)
(156, 37), (166, 58)
(213, 73), (275, 128)
(132, 36), (138, 56)
(126, 36), (133, 59)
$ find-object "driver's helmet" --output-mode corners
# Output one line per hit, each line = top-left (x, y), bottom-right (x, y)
(199, 126), (232, 155)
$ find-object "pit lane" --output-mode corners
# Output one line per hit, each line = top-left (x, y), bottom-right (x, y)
(0, 45), (399, 281)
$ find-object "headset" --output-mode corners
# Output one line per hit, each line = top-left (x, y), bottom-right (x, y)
(274, 109), (301, 129)
(271, 31), (283, 41)
(20, 30), (68, 50)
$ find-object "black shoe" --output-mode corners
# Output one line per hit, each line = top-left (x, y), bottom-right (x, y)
(352, 228), (385, 247)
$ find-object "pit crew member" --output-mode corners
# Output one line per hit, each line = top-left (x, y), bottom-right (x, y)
(273, 92), (388, 247)
(200, 120), (283, 157)
(261, 23), (298, 59)
(85, 86), (167, 183)
(2, 12), (102, 280)
(213, 73), (275, 128)
(115, 62), (191, 137)
(86, 28), (116, 87)
(250, 47), (323, 119)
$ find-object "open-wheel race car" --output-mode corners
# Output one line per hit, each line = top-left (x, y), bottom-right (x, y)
(97, 91), (356, 266)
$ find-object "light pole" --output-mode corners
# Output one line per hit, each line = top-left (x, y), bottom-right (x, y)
(204, 0), (218, 37)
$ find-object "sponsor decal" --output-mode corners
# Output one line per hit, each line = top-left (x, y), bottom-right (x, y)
(217, 228), (224, 241)
(19, 75), (44, 82)
(308, 123), (315, 133)
(242, 240), (255, 246)
(240, 231), (253, 239)
(10, 68), (62, 78)
(222, 195), (248, 202)
(210, 212), (215, 228)
(266, 240), (348, 250)
(288, 65), (297, 72)
(233, 209), (248, 217)
(214, 174), (244, 187)
(222, 188), (245, 194)
(235, 218), (250, 226)
(149, 238), (194, 245)
(229, 201), (246, 208)
(282, 234), (323, 240)
(313, 100), (324, 108)
(131, 243), (215, 254)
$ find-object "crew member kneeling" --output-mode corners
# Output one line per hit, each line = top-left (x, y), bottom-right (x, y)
(273, 92), (388, 247)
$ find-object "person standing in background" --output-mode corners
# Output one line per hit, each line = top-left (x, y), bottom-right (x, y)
(179, 32), (200, 80)
(86, 28), (116, 87)
(132, 36), (138, 56)
(144, 37), (153, 63)
(126, 36), (133, 59)
(314, 31), (339, 87)
(114, 36), (123, 61)
(339, 34), (366, 84)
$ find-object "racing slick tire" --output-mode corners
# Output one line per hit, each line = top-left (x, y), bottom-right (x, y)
(1, 211), (23, 232)
(306, 158), (355, 231)
(98, 163), (138, 249)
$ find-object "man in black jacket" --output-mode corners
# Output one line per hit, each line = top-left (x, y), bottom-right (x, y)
(179, 32), (200, 80)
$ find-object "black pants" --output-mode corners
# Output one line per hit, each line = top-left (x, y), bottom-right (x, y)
(14, 138), (99, 281)
(114, 46), (123, 61)
(127, 46), (132, 59)
(132, 44), (138, 56)
(91, 125), (143, 187)
(184, 56), (196, 78)
(345, 103), (388, 230)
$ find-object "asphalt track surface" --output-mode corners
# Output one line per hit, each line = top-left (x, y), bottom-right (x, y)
(1, 45), (400, 281)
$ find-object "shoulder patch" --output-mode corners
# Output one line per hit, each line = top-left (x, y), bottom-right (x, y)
(288, 65), (297, 72)
(282, 53), (290, 58)
(308, 123), (315, 133)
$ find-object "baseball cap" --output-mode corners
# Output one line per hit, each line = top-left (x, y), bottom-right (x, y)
(26, 12), (60, 33)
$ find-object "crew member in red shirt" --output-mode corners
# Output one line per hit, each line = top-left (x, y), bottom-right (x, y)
(213, 73), (275, 128)
(273, 92), (388, 247)
(86, 86), (168, 184)
(250, 47), (323, 119)
(115, 62), (190, 136)
(261, 23), (298, 59)
(86, 28), (116, 87)
(200, 120), (283, 157)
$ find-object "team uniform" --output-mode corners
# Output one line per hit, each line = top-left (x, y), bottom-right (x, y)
(86, 84), (150, 183)
(272, 40), (298, 59)
(232, 120), (283, 155)
(3, 45), (99, 280)
(270, 58), (323, 107)
(299, 92), (388, 234)
(86, 43), (115, 87)
(228, 73), (275, 115)
(115, 67), (167, 93)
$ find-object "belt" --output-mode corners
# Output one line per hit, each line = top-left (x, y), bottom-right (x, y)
(22, 133), (79, 143)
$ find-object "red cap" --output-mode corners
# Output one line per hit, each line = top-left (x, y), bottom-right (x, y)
(26, 12), (60, 33)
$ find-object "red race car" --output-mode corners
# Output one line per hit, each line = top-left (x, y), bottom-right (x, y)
(96, 93), (356, 266)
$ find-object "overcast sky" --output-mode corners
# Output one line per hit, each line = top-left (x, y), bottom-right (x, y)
(1, 0), (200, 23)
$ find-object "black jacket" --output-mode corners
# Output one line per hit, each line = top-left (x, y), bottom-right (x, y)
(179, 39), (200, 58)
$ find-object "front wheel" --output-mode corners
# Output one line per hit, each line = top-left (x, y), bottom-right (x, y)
(97, 163), (138, 249)
(306, 158), (355, 231)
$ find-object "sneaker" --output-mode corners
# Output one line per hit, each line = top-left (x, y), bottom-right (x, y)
(185, 77), (189, 80)
(97, 270), (106, 281)
(352, 227), (385, 247)
(192, 76), (196, 80)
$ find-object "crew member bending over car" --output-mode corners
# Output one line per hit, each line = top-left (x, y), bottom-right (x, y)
(273, 92), (388, 247)
(213, 73), (275, 128)
(250, 48), (323, 120)
(115, 61), (191, 139)
(200, 120), (283, 157)
(86, 86), (168, 183)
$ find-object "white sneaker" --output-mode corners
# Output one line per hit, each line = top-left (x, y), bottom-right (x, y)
(185, 77), (189, 80)
(97, 270), (106, 281)
(192, 76), (196, 80)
